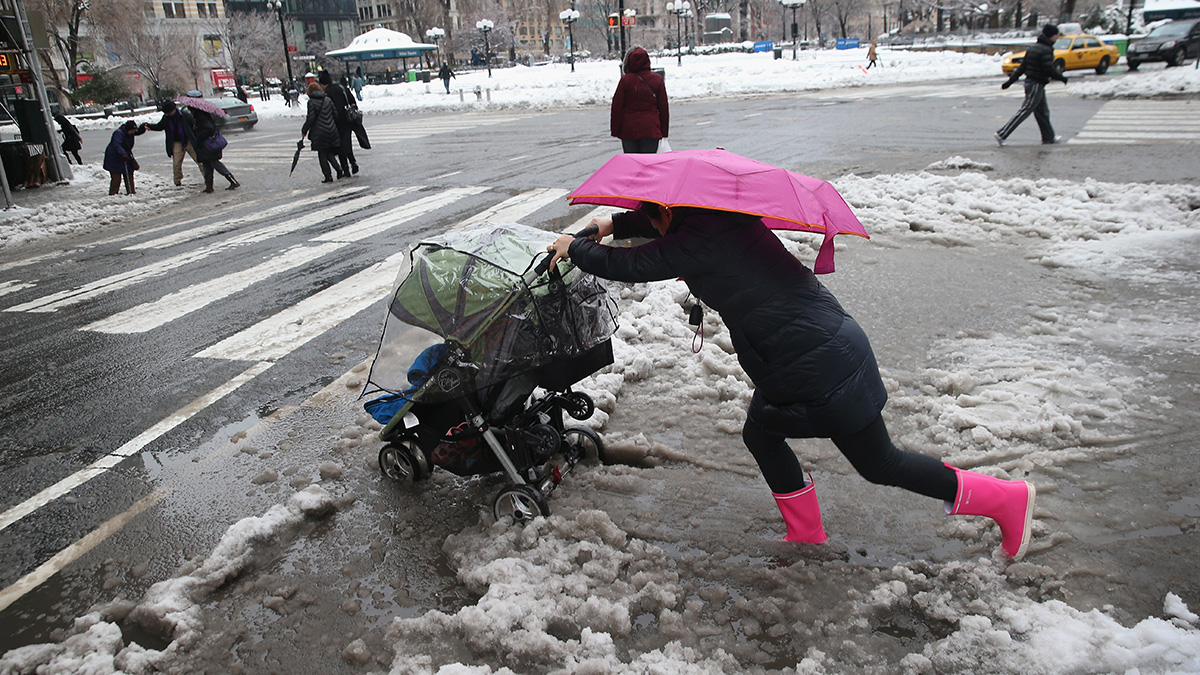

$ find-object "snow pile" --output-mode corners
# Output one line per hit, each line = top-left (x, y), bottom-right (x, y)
(1070, 67), (1200, 98)
(0, 163), (184, 250)
(835, 171), (1200, 253)
(385, 510), (744, 673)
(0, 486), (337, 675)
(863, 563), (1200, 674)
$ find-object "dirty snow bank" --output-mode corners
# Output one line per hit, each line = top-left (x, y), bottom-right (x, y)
(0, 486), (336, 675)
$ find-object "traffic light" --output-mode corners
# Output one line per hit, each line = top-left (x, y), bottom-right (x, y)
(608, 13), (618, 27)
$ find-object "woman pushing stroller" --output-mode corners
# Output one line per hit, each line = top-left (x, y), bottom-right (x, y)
(548, 168), (1036, 559)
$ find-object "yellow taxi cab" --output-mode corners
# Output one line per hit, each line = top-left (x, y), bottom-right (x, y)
(1001, 33), (1121, 75)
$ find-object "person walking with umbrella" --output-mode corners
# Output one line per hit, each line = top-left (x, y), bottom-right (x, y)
(610, 47), (669, 154)
(178, 90), (240, 192)
(547, 150), (1036, 560)
(300, 81), (344, 183)
(103, 120), (146, 195)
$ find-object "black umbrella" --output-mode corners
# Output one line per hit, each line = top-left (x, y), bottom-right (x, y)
(289, 139), (304, 176)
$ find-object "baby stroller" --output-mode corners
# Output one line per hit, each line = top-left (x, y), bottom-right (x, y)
(363, 223), (618, 523)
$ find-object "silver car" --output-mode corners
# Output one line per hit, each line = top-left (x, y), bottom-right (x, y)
(207, 97), (258, 131)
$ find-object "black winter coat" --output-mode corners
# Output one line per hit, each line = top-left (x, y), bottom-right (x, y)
(324, 82), (351, 131)
(568, 207), (887, 438)
(1008, 34), (1067, 85)
(146, 109), (197, 158)
(192, 109), (223, 161)
(301, 90), (340, 150)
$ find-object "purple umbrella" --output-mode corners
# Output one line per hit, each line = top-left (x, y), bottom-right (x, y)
(174, 96), (227, 117)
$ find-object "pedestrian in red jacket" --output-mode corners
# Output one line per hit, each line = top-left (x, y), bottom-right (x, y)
(610, 47), (669, 153)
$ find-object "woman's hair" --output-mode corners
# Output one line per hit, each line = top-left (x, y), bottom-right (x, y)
(639, 201), (663, 220)
(307, 82), (323, 95)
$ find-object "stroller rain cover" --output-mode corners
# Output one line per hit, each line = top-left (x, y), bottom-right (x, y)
(364, 222), (618, 405)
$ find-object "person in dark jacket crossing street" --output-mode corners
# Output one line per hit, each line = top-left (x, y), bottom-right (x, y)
(547, 203), (1037, 560)
(301, 82), (344, 183)
(318, 70), (358, 176)
(610, 47), (669, 153)
(146, 100), (201, 186)
(996, 23), (1068, 146)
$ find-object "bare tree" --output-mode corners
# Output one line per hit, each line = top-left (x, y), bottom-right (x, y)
(31, 0), (93, 106)
(830, 0), (862, 37)
(211, 11), (281, 83)
(808, 0), (826, 43)
(104, 17), (186, 98)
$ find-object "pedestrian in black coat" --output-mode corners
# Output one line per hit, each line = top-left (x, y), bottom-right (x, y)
(301, 83), (344, 183)
(438, 63), (455, 94)
(318, 70), (357, 175)
(996, 24), (1068, 145)
(191, 106), (239, 193)
(54, 113), (82, 164)
(146, 100), (201, 186)
(546, 203), (1037, 559)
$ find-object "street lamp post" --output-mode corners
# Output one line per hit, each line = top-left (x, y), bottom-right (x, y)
(665, 1), (690, 66)
(780, 0), (805, 59)
(267, 0), (294, 86)
(476, 19), (494, 77)
(559, 9), (580, 72)
(426, 27), (445, 67)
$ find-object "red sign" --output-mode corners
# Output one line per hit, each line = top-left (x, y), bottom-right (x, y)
(287, 45), (297, 52)
(622, 16), (635, 25)
(211, 68), (235, 88)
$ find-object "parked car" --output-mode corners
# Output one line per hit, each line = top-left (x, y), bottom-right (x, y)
(1002, 32), (1121, 75)
(1126, 18), (1200, 69)
(208, 97), (258, 130)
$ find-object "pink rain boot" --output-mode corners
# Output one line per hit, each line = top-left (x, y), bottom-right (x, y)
(944, 465), (1035, 559)
(773, 478), (828, 544)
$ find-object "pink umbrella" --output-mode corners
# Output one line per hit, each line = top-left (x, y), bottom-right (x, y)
(174, 96), (227, 118)
(567, 148), (868, 274)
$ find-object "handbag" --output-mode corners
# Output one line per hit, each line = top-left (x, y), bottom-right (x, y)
(203, 130), (228, 154)
(347, 103), (364, 125)
(657, 138), (672, 153)
(130, 157), (140, 171)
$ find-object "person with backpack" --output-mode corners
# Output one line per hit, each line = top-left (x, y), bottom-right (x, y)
(610, 46), (669, 153)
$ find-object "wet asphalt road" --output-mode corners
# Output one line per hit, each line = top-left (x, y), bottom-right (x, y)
(0, 73), (1196, 661)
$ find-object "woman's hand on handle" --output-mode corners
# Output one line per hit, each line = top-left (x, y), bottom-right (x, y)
(547, 234), (574, 268)
(587, 216), (614, 241)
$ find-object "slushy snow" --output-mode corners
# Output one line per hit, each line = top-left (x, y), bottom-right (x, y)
(2, 47), (1198, 675)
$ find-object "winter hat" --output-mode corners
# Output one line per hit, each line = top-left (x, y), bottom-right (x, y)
(122, 120), (138, 131)
(317, 70), (332, 85)
(1042, 23), (1060, 37)
(160, 100), (176, 112)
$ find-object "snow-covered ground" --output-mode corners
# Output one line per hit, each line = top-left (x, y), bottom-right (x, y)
(2, 47), (1199, 675)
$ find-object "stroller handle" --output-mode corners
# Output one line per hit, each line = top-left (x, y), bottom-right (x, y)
(533, 225), (601, 277)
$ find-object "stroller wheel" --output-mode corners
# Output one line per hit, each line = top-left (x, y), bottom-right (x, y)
(379, 440), (429, 483)
(562, 392), (595, 420)
(493, 484), (549, 524)
(562, 426), (606, 465)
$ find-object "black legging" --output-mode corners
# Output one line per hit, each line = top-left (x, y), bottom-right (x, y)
(742, 413), (958, 501)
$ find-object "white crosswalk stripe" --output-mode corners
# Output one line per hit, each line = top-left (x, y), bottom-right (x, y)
(195, 186), (566, 362)
(6, 187), (416, 313)
(1070, 100), (1200, 144)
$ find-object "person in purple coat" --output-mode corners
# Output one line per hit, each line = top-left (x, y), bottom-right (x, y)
(102, 120), (146, 195)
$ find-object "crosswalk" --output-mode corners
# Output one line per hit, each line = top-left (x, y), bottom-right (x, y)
(1070, 99), (1200, 144)
(223, 112), (534, 168)
(812, 80), (1007, 101)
